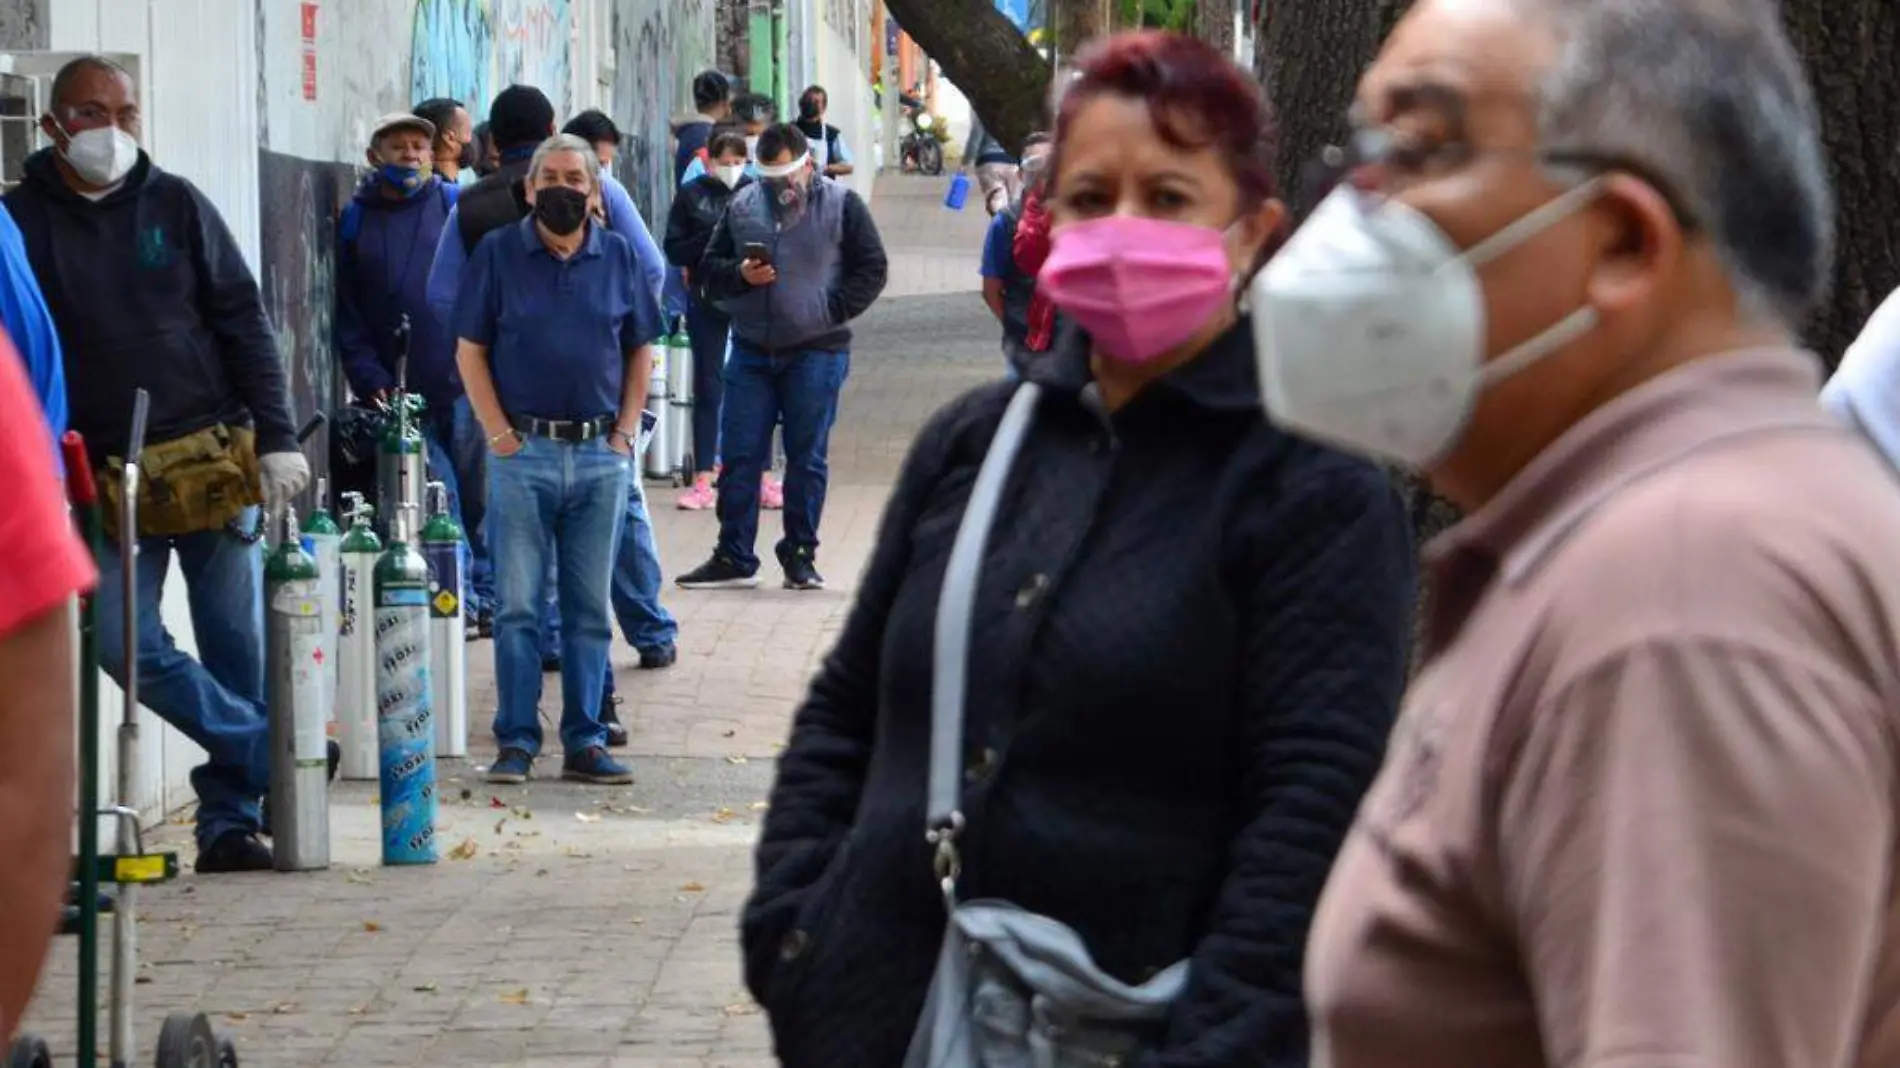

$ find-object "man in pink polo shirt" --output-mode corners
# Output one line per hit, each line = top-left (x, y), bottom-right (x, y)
(1252, 0), (1900, 1066)
(0, 326), (95, 1036)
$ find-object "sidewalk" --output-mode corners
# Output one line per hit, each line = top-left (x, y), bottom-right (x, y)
(20, 176), (1001, 1068)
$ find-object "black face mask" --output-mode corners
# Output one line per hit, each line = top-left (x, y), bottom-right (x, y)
(533, 186), (590, 236)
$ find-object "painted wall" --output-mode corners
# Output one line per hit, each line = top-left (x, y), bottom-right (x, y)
(0, 0), (46, 49)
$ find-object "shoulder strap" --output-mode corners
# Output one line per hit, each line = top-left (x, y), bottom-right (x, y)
(338, 201), (363, 251)
(927, 383), (1042, 840)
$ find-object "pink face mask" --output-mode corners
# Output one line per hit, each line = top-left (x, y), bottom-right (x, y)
(1038, 215), (1237, 364)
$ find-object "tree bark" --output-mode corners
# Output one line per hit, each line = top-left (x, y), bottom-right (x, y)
(1055, 0), (1111, 61)
(1256, 0), (1410, 216)
(1780, 1), (1900, 366)
(1196, 0), (1236, 55)
(885, 0), (1054, 155)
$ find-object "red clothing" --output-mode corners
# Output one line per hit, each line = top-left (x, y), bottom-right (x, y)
(1011, 188), (1057, 352)
(0, 328), (93, 636)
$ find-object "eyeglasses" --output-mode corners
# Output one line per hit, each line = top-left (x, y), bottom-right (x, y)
(1302, 122), (1701, 232)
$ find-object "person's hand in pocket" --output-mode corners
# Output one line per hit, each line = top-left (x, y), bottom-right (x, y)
(608, 428), (636, 457)
(489, 429), (525, 458)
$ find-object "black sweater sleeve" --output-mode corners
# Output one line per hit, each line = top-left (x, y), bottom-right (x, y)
(1145, 454), (1415, 1068)
(182, 179), (297, 455)
(829, 189), (888, 325)
(740, 386), (1000, 1001)
(663, 185), (710, 271)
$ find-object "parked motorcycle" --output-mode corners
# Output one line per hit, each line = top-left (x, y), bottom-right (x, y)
(901, 108), (946, 176)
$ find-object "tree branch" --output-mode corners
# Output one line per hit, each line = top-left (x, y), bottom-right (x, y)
(885, 0), (1054, 155)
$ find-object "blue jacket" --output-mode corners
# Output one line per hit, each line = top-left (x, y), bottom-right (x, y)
(0, 203), (66, 447)
(335, 175), (461, 413)
(699, 177), (888, 353)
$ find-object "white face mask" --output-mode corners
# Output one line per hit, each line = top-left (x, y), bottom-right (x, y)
(1250, 180), (1604, 468)
(714, 163), (747, 189)
(59, 123), (139, 187)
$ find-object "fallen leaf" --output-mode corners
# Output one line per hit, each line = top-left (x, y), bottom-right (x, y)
(564, 846), (593, 858)
(490, 796), (506, 808)
(722, 1002), (761, 1017)
(680, 881), (707, 893)
(225, 1013), (249, 1022)
(347, 1003), (367, 1015)
(362, 921), (383, 933)
(271, 1002), (296, 1014)
(710, 808), (737, 824)
(499, 988), (531, 1005)
(575, 811), (602, 823)
(535, 868), (550, 877)
(493, 817), (509, 834)
(749, 801), (770, 812)
(726, 755), (749, 765)
(721, 728), (737, 738)
(414, 981), (438, 993)
(346, 868), (373, 884)
(630, 915), (646, 925)
(447, 838), (480, 861)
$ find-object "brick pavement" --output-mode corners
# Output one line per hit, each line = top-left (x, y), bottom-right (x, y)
(20, 175), (1000, 1067)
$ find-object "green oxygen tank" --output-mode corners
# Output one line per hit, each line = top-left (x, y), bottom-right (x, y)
(336, 494), (383, 780)
(420, 481), (467, 759)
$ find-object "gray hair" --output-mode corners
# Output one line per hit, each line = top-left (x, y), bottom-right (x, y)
(1518, 0), (1833, 326)
(526, 133), (599, 193)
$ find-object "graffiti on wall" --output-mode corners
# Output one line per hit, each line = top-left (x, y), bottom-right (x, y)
(410, 0), (495, 111)
(610, 0), (712, 228)
(258, 149), (354, 481)
(410, 0), (573, 119)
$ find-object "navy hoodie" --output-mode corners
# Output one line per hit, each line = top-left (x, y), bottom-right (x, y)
(4, 148), (295, 466)
(335, 174), (461, 414)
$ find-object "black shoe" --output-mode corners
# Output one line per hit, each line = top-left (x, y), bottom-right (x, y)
(676, 554), (760, 590)
(328, 739), (341, 782)
(780, 546), (825, 591)
(196, 831), (274, 874)
(562, 746), (635, 785)
(478, 608), (495, 639)
(637, 643), (677, 670)
(599, 693), (630, 748)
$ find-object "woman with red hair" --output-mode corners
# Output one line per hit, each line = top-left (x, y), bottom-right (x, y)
(742, 31), (1414, 1068)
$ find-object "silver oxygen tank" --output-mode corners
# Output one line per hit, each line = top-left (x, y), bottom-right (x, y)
(299, 476), (342, 751)
(375, 316), (427, 541)
(335, 493), (383, 780)
(644, 333), (672, 480)
(665, 330), (693, 476)
(265, 505), (330, 871)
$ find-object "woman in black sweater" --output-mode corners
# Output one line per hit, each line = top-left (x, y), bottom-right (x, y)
(664, 127), (752, 510)
(742, 31), (1417, 1068)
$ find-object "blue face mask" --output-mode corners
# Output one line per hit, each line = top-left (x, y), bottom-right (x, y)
(379, 162), (426, 195)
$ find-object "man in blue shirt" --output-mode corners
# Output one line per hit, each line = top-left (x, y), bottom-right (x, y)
(0, 202), (66, 447)
(454, 133), (662, 787)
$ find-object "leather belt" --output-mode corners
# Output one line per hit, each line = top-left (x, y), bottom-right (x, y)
(509, 414), (614, 443)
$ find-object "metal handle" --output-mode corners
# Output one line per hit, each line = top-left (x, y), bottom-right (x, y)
(126, 389), (150, 466)
(296, 411), (327, 444)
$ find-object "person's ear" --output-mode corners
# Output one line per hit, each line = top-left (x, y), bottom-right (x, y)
(1230, 197), (1288, 275)
(39, 114), (63, 147)
(366, 147), (380, 168)
(1583, 173), (1680, 321)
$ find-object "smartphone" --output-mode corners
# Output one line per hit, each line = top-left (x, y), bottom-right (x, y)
(742, 242), (773, 266)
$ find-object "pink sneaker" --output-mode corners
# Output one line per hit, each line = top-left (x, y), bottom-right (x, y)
(676, 475), (716, 511)
(761, 473), (785, 510)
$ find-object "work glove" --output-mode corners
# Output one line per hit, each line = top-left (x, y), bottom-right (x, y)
(260, 451), (311, 512)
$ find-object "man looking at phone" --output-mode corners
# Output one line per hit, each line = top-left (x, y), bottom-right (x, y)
(678, 123), (887, 591)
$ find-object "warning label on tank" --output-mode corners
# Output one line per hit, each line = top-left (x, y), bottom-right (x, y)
(290, 629), (328, 762)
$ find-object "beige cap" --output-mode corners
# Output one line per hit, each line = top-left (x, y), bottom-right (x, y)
(371, 112), (435, 142)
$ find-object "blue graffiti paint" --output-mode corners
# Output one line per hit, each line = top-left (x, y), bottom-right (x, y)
(495, 0), (573, 115)
(410, 0), (494, 111)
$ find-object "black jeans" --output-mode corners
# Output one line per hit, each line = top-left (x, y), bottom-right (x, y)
(685, 293), (730, 474)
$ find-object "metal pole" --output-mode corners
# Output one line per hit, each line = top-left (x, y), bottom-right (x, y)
(111, 388), (150, 1068)
(61, 432), (101, 1068)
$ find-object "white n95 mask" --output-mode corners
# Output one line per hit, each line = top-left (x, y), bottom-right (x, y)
(61, 124), (139, 187)
(1250, 180), (1603, 468)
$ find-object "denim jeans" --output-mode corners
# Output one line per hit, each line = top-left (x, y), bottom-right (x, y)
(93, 508), (270, 848)
(487, 436), (629, 755)
(716, 342), (850, 573)
(424, 397), (493, 614)
(684, 295), (730, 473)
(536, 467), (678, 673)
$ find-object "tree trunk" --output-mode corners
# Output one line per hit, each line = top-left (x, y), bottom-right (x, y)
(1780, 0), (1900, 366)
(1055, 0), (1111, 61)
(885, 0), (1053, 155)
(1196, 0), (1236, 55)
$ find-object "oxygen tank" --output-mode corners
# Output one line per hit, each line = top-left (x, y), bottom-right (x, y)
(420, 481), (467, 759)
(644, 334), (671, 480)
(335, 493), (383, 780)
(266, 506), (330, 871)
(373, 475), (437, 866)
(665, 331), (693, 476)
(299, 476), (341, 749)
(376, 315), (427, 541)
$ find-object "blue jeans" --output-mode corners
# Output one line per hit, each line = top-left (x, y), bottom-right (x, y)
(537, 470), (678, 674)
(94, 509), (269, 848)
(488, 437), (629, 755)
(684, 295), (730, 472)
(717, 343), (849, 573)
(424, 397), (493, 614)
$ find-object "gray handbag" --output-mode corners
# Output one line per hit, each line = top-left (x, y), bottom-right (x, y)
(902, 383), (1189, 1068)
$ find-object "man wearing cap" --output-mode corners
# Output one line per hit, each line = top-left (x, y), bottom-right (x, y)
(335, 111), (485, 623)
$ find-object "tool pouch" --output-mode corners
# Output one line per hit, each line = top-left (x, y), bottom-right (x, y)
(100, 424), (262, 541)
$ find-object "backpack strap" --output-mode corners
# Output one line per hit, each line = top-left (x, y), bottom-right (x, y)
(337, 201), (363, 256)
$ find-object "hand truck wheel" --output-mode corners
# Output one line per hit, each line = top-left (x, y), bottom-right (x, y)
(4, 1033), (51, 1068)
(154, 1011), (217, 1068)
(217, 1034), (239, 1067)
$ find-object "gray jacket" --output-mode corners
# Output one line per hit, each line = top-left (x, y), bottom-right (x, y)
(698, 176), (889, 353)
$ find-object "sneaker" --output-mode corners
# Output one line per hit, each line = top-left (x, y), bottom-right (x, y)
(563, 746), (635, 785)
(477, 607), (495, 639)
(487, 747), (535, 784)
(676, 554), (761, 590)
(195, 831), (274, 874)
(781, 546), (825, 591)
(676, 475), (716, 511)
(600, 693), (630, 748)
(761, 473), (785, 511)
(637, 643), (677, 670)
